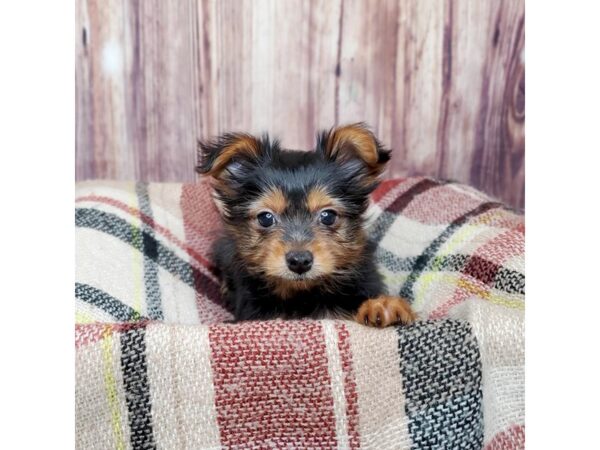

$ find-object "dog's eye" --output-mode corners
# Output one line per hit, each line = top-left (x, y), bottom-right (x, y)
(319, 209), (337, 226)
(257, 211), (275, 228)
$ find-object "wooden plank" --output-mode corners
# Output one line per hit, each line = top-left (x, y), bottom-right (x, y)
(336, 0), (402, 151)
(203, 0), (341, 149)
(76, 0), (525, 208)
(122, 0), (201, 181)
(77, 0), (131, 179)
(392, 0), (446, 176)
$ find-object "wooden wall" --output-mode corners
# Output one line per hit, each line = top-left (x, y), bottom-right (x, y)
(76, 0), (525, 208)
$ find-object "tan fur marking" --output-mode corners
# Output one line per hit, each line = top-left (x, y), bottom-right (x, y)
(261, 238), (288, 278)
(220, 281), (229, 298)
(306, 187), (336, 212)
(308, 239), (336, 277)
(210, 135), (260, 175)
(262, 188), (287, 214)
(326, 124), (379, 167)
(356, 296), (416, 328)
(249, 188), (287, 215)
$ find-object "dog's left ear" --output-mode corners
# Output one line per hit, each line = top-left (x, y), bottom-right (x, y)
(196, 133), (262, 179)
(318, 123), (391, 180)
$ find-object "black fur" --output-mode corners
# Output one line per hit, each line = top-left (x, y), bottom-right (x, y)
(197, 124), (390, 322)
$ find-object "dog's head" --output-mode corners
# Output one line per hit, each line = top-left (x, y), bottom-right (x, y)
(197, 123), (390, 297)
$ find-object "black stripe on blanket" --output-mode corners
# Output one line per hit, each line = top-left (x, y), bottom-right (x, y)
(75, 208), (221, 304)
(136, 182), (163, 320)
(75, 282), (143, 321)
(397, 320), (483, 449)
(120, 326), (157, 450)
(399, 201), (503, 301)
(368, 178), (443, 243)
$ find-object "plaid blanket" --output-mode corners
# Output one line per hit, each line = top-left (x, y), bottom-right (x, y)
(75, 177), (524, 449)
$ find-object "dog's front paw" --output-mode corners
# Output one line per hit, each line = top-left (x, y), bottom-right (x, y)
(356, 296), (416, 328)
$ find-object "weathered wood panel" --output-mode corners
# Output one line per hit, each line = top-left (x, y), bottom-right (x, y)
(76, 0), (525, 208)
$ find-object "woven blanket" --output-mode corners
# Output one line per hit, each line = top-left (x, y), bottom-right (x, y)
(75, 177), (524, 449)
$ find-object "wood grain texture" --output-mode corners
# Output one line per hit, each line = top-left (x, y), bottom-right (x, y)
(76, 0), (525, 208)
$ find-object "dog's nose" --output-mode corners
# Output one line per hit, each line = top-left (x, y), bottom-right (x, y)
(285, 251), (313, 274)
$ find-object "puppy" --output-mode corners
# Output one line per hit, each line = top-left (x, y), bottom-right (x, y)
(197, 123), (415, 328)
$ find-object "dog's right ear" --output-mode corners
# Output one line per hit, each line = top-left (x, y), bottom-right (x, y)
(196, 133), (262, 179)
(318, 123), (391, 184)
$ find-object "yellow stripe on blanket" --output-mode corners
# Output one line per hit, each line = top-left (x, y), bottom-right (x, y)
(75, 311), (94, 324)
(413, 224), (490, 310)
(102, 327), (125, 450)
(413, 272), (524, 310)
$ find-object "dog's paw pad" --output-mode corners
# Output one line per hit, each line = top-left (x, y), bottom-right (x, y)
(356, 296), (416, 328)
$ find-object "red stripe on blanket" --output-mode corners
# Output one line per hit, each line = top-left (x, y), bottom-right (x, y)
(484, 424), (525, 450)
(181, 182), (221, 260)
(473, 227), (525, 264)
(515, 222), (525, 233)
(75, 323), (108, 349)
(208, 321), (338, 448)
(181, 183), (229, 323)
(429, 287), (473, 320)
(371, 179), (404, 203)
(463, 255), (501, 286)
(402, 185), (483, 225)
(335, 323), (360, 449)
(74, 322), (150, 349)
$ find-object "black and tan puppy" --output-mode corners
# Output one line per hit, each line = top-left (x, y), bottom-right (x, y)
(197, 123), (415, 328)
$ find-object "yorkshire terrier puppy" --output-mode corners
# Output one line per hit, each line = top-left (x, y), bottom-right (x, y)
(197, 123), (415, 328)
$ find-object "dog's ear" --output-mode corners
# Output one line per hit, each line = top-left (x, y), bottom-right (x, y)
(196, 133), (262, 179)
(318, 123), (391, 179)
